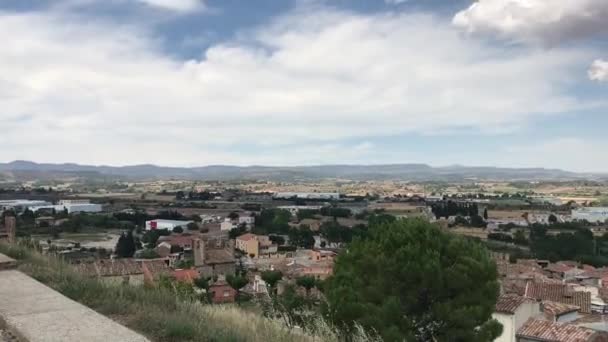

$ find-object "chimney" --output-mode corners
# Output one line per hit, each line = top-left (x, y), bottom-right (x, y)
(5, 216), (16, 244)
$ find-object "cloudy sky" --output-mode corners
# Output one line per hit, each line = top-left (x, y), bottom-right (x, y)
(0, 0), (606, 171)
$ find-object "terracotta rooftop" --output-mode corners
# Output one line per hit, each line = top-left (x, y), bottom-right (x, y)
(546, 263), (575, 273)
(495, 294), (532, 314)
(542, 300), (580, 318)
(517, 319), (603, 342)
(173, 269), (199, 283)
(205, 248), (235, 265)
(525, 282), (591, 314)
(237, 233), (257, 241)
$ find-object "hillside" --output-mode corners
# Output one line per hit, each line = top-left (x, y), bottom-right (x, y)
(0, 160), (602, 182)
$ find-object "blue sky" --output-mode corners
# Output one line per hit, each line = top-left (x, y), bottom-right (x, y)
(0, 0), (607, 172)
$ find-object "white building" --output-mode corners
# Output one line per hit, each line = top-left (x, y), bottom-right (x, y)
(277, 205), (323, 216)
(273, 192), (340, 200)
(145, 219), (193, 231)
(220, 219), (237, 231)
(238, 215), (255, 226)
(0, 200), (51, 213)
(29, 200), (102, 214)
(493, 295), (541, 342)
(572, 207), (608, 223)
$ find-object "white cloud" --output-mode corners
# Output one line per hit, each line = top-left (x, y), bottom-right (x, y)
(589, 59), (608, 82)
(0, 8), (600, 165)
(502, 138), (608, 173)
(135, 0), (204, 12)
(453, 0), (608, 46)
(385, 0), (409, 5)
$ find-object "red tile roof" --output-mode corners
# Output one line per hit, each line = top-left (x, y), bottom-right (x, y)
(173, 269), (199, 283)
(237, 233), (257, 241)
(542, 300), (580, 318)
(495, 294), (533, 314)
(517, 319), (600, 342)
(525, 282), (591, 314)
(546, 263), (574, 273)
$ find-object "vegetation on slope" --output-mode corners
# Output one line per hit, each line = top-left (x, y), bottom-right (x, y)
(0, 241), (362, 342)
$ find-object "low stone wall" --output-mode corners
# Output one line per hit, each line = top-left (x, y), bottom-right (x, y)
(0, 254), (149, 342)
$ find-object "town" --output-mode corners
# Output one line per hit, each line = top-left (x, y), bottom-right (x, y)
(2, 177), (608, 341)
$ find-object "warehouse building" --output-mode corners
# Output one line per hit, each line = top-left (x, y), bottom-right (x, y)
(572, 207), (608, 223)
(145, 219), (193, 231)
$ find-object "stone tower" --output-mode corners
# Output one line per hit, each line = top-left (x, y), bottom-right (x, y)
(192, 238), (206, 267)
(5, 216), (16, 244)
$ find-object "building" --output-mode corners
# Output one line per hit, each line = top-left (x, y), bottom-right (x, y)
(516, 318), (608, 342)
(524, 282), (592, 314)
(172, 269), (200, 284)
(235, 233), (277, 258)
(238, 215), (255, 226)
(220, 219), (237, 231)
(145, 219), (193, 231)
(572, 208), (608, 223)
(277, 205), (323, 216)
(28, 200), (102, 214)
(493, 294), (541, 342)
(273, 192), (340, 200)
(193, 238), (236, 278)
(542, 301), (580, 323)
(208, 279), (237, 304)
(0, 200), (51, 213)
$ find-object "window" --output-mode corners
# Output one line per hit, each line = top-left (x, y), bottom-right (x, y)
(223, 290), (230, 297)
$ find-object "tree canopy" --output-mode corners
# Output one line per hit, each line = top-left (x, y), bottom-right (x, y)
(324, 219), (501, 342)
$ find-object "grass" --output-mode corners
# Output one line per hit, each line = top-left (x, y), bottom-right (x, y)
(0, 240), (377, 342)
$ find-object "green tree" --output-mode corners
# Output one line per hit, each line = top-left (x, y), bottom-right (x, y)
(141, 230), (160, 248)
(226, 274), (249, 304)
(296, 276), (317, 297)
(324, 219), (501, 342)
(115, 231), (136, 258)
(186, 222), (199, 231)
(172, 226), (184, 234)
(261, 270), (283, 294)
(548, 214), (558, 224)
(513, 230), (528, 246)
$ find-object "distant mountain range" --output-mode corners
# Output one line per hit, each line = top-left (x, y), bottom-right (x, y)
(0, 160), (604, 182)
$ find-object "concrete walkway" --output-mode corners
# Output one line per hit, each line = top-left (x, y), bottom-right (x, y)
(0, 255), (150, 342)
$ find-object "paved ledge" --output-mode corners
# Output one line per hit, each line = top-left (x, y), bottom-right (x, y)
(0, 270), (150, 342)
(0, 254), (16, 271)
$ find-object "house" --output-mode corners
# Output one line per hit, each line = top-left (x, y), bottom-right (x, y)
(172, 269), (199, 284)
(516, 319), (608, 342)
(544, 263), (583, 281)
(157, 235), (196, 251)
(155, 241), (173, 257)
(238, 215), (255, 226)
(193, 238), (236, 278)
(235, 233), (277, 258)
(542, 301), (580, 323)
(145, 219), (193, 231)
(493, 294), (541, 342)
(525, 282), (592, 314)
(208, 280), (237, 304)
(310, 249), (336, 262)
(220, 219), (237, 231)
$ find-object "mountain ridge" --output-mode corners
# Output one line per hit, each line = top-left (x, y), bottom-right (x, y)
(0, 160), (604, 182)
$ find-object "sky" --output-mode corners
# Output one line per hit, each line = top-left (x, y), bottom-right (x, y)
(0, 0), (607, 172)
